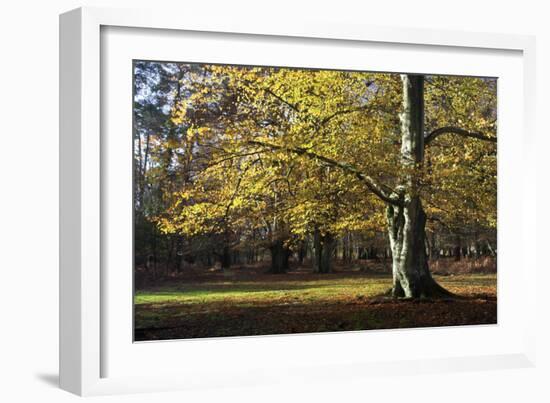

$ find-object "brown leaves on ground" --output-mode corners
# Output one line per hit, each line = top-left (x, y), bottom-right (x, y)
(134, 265), (496, 341)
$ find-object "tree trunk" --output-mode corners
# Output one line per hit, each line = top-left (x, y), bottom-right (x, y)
(320, 233), (335, 273)
(454, 235), (462, 261)
(486, 240), (497, 257)
(175, 236), (183, 273)
(387, 74), (452, 299)
(343, 232), (353, 264)
(387, 197), (449, 298)
(313, 227), (322, 273)
(368, 245), (378, 260)
(298, 241), (305, 265)
(269, 239), (289, 274)
(220, 245), (231, 270)
(429, 231), (438, 260)
(312, 227), (334, 273)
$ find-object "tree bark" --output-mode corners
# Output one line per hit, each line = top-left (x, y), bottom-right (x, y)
(175, 236), (183, 272)
(220, 245), (231, 270)
(387, 74), (452, 298)
(269, 239), (289, 274)
(313, 227), (322, 273)
(313, 228), (336, 273)
(312, 227), (334, 273)
(320, 233), (335, 273)
(454, 235), (462, 261)
(298, 241), (305, 265)
(387, 197), (449, 298)
(429, 231), (438, 260)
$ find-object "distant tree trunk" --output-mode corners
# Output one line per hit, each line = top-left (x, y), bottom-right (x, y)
(344, 232), (354, 263)
(312, 227), (334, 273)
(140, 131), (151, 201)
(167, 236), (175, 272)
(387, 74), (452, 299)
(135, 129), (151, 210)
(283, 247), (291, 271)
(269, 239), (289, 274)
(313, 227), (322, 273)
(342, 235), (347, 263)
(368, 245), (378, 260)
(298, 241), (305, 265)
(220, 245), (231, 270)
(429, 231), (438, 260)
(151, 231), (158, 279)
(454, 235), (462, 261)
(175, 236), (183, 272)
(320, 233), (335, 273)
(486, 240), (497, 257)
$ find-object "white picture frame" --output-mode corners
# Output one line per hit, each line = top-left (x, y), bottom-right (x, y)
(59, 6), (537, 396)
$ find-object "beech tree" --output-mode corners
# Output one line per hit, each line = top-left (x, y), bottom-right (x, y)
(154, 64), (496, 297)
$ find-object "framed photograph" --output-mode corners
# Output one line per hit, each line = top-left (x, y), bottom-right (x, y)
(60, 6), (537, 396)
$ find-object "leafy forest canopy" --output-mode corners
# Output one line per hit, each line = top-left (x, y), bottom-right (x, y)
(133, 60), (497, 299)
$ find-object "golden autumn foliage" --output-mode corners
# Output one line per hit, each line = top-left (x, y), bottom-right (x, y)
(151, 65), (496, 252)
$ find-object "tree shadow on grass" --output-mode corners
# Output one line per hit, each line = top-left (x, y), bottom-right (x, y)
(134, 295), (497, 341)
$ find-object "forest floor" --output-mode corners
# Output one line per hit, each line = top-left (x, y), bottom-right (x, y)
(134, 260), (497, 341)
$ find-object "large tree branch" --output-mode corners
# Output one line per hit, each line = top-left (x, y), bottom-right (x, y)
(320, 105), (371, 126)
(425, 126), (497, 145)
(247, 140), (401, 206)
(263, 88), (300, 112)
